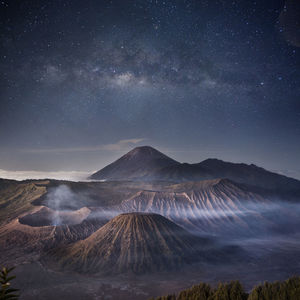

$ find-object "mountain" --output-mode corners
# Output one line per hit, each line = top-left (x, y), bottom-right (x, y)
(89, 146), (179, 180)
(155, 158), (300, 191)
(90, 146), (300, 192)
(0, 179), (48, 226)
(198, 159), (300, 191)
(50, 213), (204, 274)
(118, 178), (279, 237)
(0, 205), (106, 265)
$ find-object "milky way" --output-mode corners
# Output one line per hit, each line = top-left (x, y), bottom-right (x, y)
(0, 0), (299, 177)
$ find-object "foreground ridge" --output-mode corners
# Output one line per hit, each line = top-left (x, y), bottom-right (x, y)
(150, 276), (300, 300)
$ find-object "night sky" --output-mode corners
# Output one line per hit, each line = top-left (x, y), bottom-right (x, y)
(0, 0), (299, 180)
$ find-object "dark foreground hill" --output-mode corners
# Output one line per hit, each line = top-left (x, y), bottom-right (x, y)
(90, 146), (300, 192)
(150, 276), (300, 300)
(49, 213), (205, 274)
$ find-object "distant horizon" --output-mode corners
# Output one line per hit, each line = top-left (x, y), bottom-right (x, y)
(1, 144), (300, 181)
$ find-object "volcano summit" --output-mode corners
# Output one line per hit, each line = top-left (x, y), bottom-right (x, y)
(89, 146), (179, 181)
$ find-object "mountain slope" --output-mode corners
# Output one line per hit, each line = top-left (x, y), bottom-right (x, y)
(89, 146), (300, 192)
(119, 178), (274, 236)
(89, 146), (179, 180)
(150, 159), (300, 191)
(50, 213), (203, 274)
(0, 179), (47, 226)
(197, 158), (300, 191)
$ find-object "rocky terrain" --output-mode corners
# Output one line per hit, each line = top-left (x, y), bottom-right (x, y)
(0, 206), (105, 266)
(49, 213), (208, 274)
(1, 146), (300, 299)
(119, 178), (273, 236)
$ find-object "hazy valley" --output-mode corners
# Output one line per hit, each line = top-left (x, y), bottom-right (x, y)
(1, 146), (300, 299)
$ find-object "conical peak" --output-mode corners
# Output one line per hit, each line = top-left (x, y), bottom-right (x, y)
(89, 146), (179, 180)
(124, 146), (168, 159)
(51, 212), (201, 274)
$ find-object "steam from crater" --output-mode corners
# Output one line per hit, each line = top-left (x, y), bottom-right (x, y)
(45, 185), (83, 225)
(44, 185), (120, 226)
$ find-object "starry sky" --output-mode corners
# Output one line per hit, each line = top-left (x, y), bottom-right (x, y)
(0, 0), (299, 180)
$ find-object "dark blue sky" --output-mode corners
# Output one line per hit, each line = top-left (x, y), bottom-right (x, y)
(0, 0), (299, 179)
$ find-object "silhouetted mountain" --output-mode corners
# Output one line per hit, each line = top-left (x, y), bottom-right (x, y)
(51, 213), (203, 274)
(89, 146), (300, 192)
(197, 158), (300, 191)
(149, 162), (211, 182)
(157, 158), (300, 191)
(89, 146), (179, 180)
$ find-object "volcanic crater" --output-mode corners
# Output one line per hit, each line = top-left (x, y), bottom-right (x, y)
(19, 206), (91, 227)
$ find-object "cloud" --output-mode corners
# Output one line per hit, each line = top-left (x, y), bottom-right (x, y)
(21, 138), (146, 153)
(0, 169), (91, 181)
(0, 139), (146, 181)
(101, 138), (146, 151)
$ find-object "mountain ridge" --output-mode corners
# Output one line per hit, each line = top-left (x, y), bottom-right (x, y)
(90, 146), (300, 192)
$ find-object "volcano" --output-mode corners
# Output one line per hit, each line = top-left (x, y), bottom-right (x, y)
(90, 146), (300, 192)
(50, 212), (204, 274)
(89, 146), (179, 180)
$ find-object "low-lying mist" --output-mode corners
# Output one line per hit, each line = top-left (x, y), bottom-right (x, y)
(14, 183), (300, 288)
(43, 185), (300, 244)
